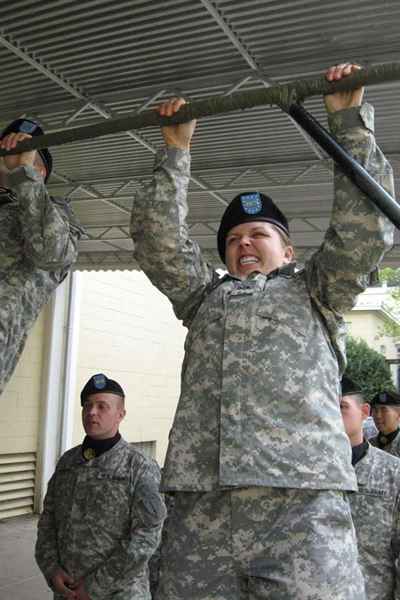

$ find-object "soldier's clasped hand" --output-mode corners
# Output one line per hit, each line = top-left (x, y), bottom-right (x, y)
(324, 63), (364, 113)
(0, 130), (38, 171)
(157, 97), (196, 151)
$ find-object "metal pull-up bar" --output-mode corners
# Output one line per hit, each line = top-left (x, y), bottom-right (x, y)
(0, 61), (399, 227)
(288, 103), (400, 229)
(0, 62), (399, 154)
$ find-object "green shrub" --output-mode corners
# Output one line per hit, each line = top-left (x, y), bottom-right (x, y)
(346, 336), (394, 402)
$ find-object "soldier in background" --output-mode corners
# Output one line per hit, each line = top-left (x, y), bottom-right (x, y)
(0, 117), (83, 395)
(35, 373), (166, 600)
(370, 390), (400, 457)
(340, 376), (400, 600)
(148, 490), (174, 599)
(130, 62), (395, 599)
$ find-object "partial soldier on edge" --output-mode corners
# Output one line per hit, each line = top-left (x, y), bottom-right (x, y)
(130, 62), (395, 599)
(0, 117), (83, 395)
(35, 374), (166, 600)
(370, 390), (400, 456)
(148, 489), (175, 600)
(340, 376), (400, 600)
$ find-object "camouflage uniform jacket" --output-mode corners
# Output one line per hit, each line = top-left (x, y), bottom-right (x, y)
(131, 104), (395, 492)
(349, 443), (400, 600)
(0, 165), (83, 394)
(370, 430), (400, 458)
(35, 438), (167, 600)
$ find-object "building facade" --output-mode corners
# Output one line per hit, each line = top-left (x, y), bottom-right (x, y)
(344, 284), (400, 385)
(0, 270), (186, 520)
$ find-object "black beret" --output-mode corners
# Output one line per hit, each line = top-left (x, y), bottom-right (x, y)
(341, 375), (362, 397)
(80, 373), (125, 406)
(1, 118), (53, 182)
(217, 192), (289, 263)
(371, 390), (400, 407)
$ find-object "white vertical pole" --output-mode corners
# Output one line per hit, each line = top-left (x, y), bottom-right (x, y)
(34, 275), (70, 511)
(60, 271), (81, 453)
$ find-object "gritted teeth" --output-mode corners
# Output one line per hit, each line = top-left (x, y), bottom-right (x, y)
(240, 256), (258, 265)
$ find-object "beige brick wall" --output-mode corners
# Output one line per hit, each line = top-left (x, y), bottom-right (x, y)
(0, 308), (47, 454)
(71, 271), (186, 465)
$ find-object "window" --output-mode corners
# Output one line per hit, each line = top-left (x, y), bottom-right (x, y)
(130, 441), (156, 459)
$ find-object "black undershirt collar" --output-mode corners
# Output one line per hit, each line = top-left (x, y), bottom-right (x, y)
(352, 440), (369, 466)
(82, 431), (121, 461)
(377, 428), (399, 449)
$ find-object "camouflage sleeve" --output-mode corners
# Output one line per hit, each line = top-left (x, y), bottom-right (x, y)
(130, 147), (217, 325)
(148, 493), (174, 598)
(84, 459), (167, 599)
(305, 103), (395, 313)
(393, 499), (400, 599)
(34, 473), (61, 587)
(8, 165), (83, 272)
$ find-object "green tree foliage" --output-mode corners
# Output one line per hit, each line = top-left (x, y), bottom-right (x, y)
(378, 268), (400, 339)
(380, 267), (400, 287)
(346, 336), (395, 402)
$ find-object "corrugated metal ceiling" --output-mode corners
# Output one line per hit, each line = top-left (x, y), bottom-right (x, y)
(1, 0), (399, 270)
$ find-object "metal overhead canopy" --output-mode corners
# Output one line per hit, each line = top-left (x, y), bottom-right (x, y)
(1, 0), (400, 271)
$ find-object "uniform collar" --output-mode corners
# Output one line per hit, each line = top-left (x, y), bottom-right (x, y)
(273, 262), (297, 278)
(227, 261), (297, 283)
(377, 427), (400, 448)
(81, 431), (121, 461)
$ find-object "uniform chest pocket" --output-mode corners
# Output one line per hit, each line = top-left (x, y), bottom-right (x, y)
(84, 473), (131, 523)
(351, 488), (394, 546)
(255, 303), (308, 340)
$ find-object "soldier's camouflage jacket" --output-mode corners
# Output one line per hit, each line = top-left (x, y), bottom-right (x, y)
(349, 443), (400, 600)
(0, 165), (83, 395)
(131, 104), (395, 492)
(35, 438), (167, 600)
(370, 430), (400, 458)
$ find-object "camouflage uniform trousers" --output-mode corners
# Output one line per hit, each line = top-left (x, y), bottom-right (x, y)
(155, 487), (366, 600)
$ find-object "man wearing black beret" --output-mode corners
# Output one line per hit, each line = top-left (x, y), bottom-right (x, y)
(370, 390), (400, 457)
(340, 376), (400, 600)
(130, 63), (396, 599)
(35, 373), (166, 600)
(0, 117), (83, 395)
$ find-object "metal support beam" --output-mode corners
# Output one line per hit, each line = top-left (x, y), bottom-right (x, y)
(83, 237), (132, 252)
(225, 168), (252, 187)
(64, 102), (92, 126)
(289, 163), (318, 184)
(44, 157), (338, 193)
(28, 41), (228, 207)
(52, 170), (131, 215)
(223, 76), (252, 96)
(0, 31), (88, 101)
(68, 179), (335, 204)
(83, 225), (132, 241)
(111, 180), (136, 196)
(136, 90), (166, 113)
(0, 67), (258, 125)
(199, 0), (261, 71)
(302, 218), (324, 232)
(198, 0), (328, 161)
